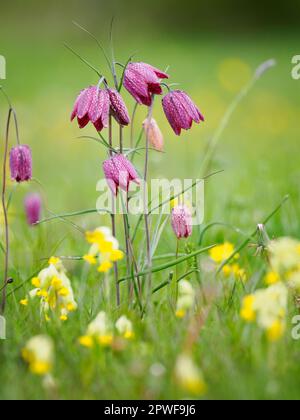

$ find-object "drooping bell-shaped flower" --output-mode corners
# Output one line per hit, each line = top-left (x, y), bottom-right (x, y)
(25, 193), (42, 226)
(10, 145), (32, 183)
(124, 62), (169, 106)
(171, 204), (193, 239)
(143, 118), (164, 152)
(71, 86), (110, 131)
(107, 89), (130, 126)
(162, 90), (204, 136)
(103, 154), (140, 196)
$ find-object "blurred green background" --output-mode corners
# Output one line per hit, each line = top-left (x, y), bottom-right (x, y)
(0, 0), (300, 256)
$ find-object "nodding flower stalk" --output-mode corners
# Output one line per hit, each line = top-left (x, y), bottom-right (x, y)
(0, 87), (31, 313)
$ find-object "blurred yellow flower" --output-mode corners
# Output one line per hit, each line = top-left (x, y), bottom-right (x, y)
(209, 242), (235, 264)
(79, 311), (113, 348)
(22, 335), (54, 376)
(175, 354), (206, 396)
(116, 315), (134, 339)
(84, 227), (124, 274)
(240, 283), (288, 342)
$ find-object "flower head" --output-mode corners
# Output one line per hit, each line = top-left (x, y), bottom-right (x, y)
(171, 204), (192, 239)
(71, 86), (110, 131)
(84, 227), (124, 273)
(21, 257), (77, 322)
(24, 193), (42, 225)
(9, 145), (32, 182)
(22, 335), (54, 376)
(176, 280), (195, 318)
(240, 283), (288, 342)
(162, 90), (204, 135)
(116, 315), (134, 339)
(103, 154), (140, 196)
(175, 354), (206, 396)
(143, 118), (164, 151)
(79, 311), (113, 348)
(107, 88), (130, 126)
(124, 62), (169, 106)
(209, 242), (235, 264)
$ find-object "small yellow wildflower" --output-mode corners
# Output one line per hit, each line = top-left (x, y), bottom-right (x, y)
(48, 257), (61, 266)
(79, 311), (114, 348)
(22, 335), (54, 376)
(20, 298), (29, 306)
(37, 290), (48, 298)
(60, 315), (68, 322)
(116, 315), (134, 339)
(209, 242), (235, 264)
(240, 295), (256, 322)
(265, 271), (280, 285)
(175, 309), (186, 318)
(175, 354), (207, 396)
(58, 287), (69, 297)
(98, 261), (113, 273)
(84, 227), (124, 275)
(267, 320), (285, 342)
(110, 250), (124, 262)
(98, 335), (113, 346)
(79, 335), (94, 348)
(83, 254), (97, 265)
(26, 259), (77, 322)
(31, 277), (41, 288)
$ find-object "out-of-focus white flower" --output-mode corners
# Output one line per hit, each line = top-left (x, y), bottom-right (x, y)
(79, 311), (113, 348)
(175, 354), (206, 395)
(116, 315), (134, 339)
(176, 280), (195, 318)
(268, 237), (300, 275)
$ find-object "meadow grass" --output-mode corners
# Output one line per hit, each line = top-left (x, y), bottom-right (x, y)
(0, 31), (300, 400)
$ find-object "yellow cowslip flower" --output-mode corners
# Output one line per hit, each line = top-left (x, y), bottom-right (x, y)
(79, 311), (114, 348)
(209, 242), (235, 264)
(175, 309), (186, 319)
(79, 335), (94, 348)
(83, 254), (97, 265)
(20, 298), (29, 306)
(24, 259), (77, 322)
(175, 354), (207, 396)
(176, 280), (195, 318)
(265, 271), (280, 285)
(268, 237), (300, 275)
(31, 277), (41, 288)
(116, 315), (134, 339)
(98, 261), (113, 273)
(22, 335), (54, 376)
(48, 257), (61, 266)
(241, 283), (288, 341)
(240, 295), (256, 322)
(223, 263), (247, 282)
(266, 319), (285, 342)
(84, 227), (124, 275)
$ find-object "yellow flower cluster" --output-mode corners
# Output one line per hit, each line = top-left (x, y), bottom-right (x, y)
(265, 237), (300, 291)
(79, 312), (134, 348)
(20, 257), (77, 322)
(209, 242), (247, 282)
(84, 227), (124, 273)
(176, 280), (195, 318)
(240, 282), (288, 342)
(175, 354), (206, 396)
(22, 335), (54, 376)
